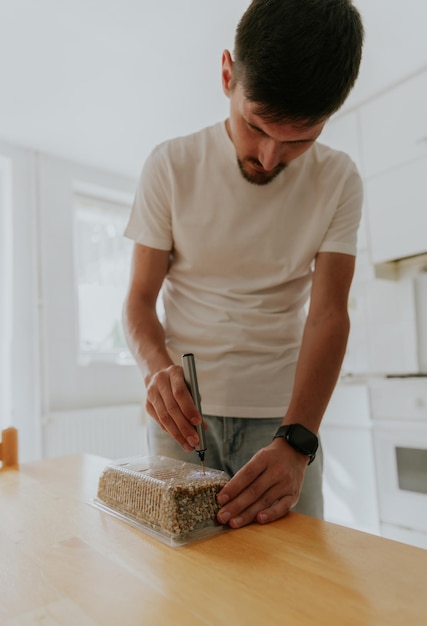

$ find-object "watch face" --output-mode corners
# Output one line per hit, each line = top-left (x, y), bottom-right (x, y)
(287, 424), (318, 455)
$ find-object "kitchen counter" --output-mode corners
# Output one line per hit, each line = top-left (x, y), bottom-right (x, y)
(1, 454), (426, 625)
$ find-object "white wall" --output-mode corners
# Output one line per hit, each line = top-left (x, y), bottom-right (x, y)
(0, 141), (41, 461)
(0, 0), (248, 179)
(0, 140), (149, 462)
(0, 156), (13, 431)
(347, 0), (427, 110)
(0, 1), (426, 179)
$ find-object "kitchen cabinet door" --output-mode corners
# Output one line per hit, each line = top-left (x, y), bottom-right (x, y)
(365, 156), (427, 263)
(360, 70), (427, 179)
(369, 378), (427, 422)
(322, 425), (380, 535)
(364, 278), (419, 374)
(343, 281), (371, 376)
(321, 383), (380, 535)
(380, 523), (427, 550)
(370, 379), (427, 545)
(320, 109), (363, 173)
(343, 276), (419, 376)
(373, 421), (427, 536)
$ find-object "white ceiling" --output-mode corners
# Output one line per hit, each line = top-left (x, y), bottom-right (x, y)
(1, 0), (426, 180)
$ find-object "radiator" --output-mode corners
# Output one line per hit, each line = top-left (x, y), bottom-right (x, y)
(42, 404), (148, 460)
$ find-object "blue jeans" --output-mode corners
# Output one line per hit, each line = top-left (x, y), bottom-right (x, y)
(146, 415), (324, 519)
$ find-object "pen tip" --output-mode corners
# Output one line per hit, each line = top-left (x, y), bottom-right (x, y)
(197, 450), (206, 474)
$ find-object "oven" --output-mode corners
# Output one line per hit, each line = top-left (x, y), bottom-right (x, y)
(370, 378), (427, 549)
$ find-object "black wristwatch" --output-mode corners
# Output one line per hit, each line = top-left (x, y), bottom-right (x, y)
(273, 424), (318, 465)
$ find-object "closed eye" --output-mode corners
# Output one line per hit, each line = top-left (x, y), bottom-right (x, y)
(246, 120), (315, 145)
(247, 121), (266, 135)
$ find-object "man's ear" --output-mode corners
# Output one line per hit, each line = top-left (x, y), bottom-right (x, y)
(221, 50), (234, 96)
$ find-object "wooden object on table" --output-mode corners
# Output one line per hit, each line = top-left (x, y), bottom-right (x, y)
(0, 453), (426, 626)
(0, 426), (18, 469)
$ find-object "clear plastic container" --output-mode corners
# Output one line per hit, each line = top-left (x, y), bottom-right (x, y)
(93, 455), (230, 547)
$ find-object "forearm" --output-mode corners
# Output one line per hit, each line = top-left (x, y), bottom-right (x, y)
(123, 292), (173, 385)
(283, 310), (350, 432)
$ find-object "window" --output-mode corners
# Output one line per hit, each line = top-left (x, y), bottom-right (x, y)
(74, 193), (134, 365)
(396, 447), (427, 495)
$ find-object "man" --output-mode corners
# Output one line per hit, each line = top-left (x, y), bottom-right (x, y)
(123, 0), (364, 529)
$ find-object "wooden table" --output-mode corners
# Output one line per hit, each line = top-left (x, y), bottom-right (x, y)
(1, 454), (426, 625)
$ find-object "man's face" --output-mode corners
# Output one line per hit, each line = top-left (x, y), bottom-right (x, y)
(222, 53), (326, 185)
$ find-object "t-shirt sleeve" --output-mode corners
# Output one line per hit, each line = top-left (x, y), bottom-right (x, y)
(124, 144), (173, 251)
(318, 160), (364, 256)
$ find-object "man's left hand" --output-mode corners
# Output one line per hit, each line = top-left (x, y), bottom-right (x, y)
(216, 438), (309, 528)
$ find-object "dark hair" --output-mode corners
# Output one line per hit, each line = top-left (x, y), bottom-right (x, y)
(232, 0), (364, 124)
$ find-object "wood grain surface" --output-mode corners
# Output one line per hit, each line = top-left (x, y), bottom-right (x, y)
(1, 454), (426, 625)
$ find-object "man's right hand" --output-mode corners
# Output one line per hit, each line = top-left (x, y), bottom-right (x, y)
(145, 365), (203, 451)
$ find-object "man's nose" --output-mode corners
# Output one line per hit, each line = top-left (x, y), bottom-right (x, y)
(257, 138), (283, 171)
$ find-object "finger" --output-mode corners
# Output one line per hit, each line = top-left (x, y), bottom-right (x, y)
(171, 369), (203, 426)
(217, 454), (267, 506)
(216, 448), (300, 526)
(218, 481), (286, 528)
(161, 394), (201, 445)
(166, 379), (202, 428)
(153, 366), (202, 436)
(231, 491), (294, 529)
(146, 396), (196, 452)
(256, 496), (297, 525)
(147, 368), (200, 446)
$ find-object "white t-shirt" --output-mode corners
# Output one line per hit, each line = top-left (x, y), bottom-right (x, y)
(125, 121), (363, 417)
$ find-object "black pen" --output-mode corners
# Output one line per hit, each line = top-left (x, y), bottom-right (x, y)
(181, 353), (207, 473)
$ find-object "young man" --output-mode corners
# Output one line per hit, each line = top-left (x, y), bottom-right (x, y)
(123, 0), (364, 529)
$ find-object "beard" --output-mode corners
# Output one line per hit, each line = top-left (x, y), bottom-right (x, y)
(237, 156), (287, 186)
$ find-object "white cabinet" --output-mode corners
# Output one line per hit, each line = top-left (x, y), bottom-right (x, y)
(359, 70), (427, 264)
(369, 378), (427, 421)
(360, 71), (427, 179)
(381, 523), (427, 550)
(365, 157), (427, 263)
(370, 378), (427, 550)
(320, 109), (363, 171)
(343, 281), (371, 376)
(321, 383), (380, 535)
(343, 273), (420, 376)
(364, 277), (419, 374)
